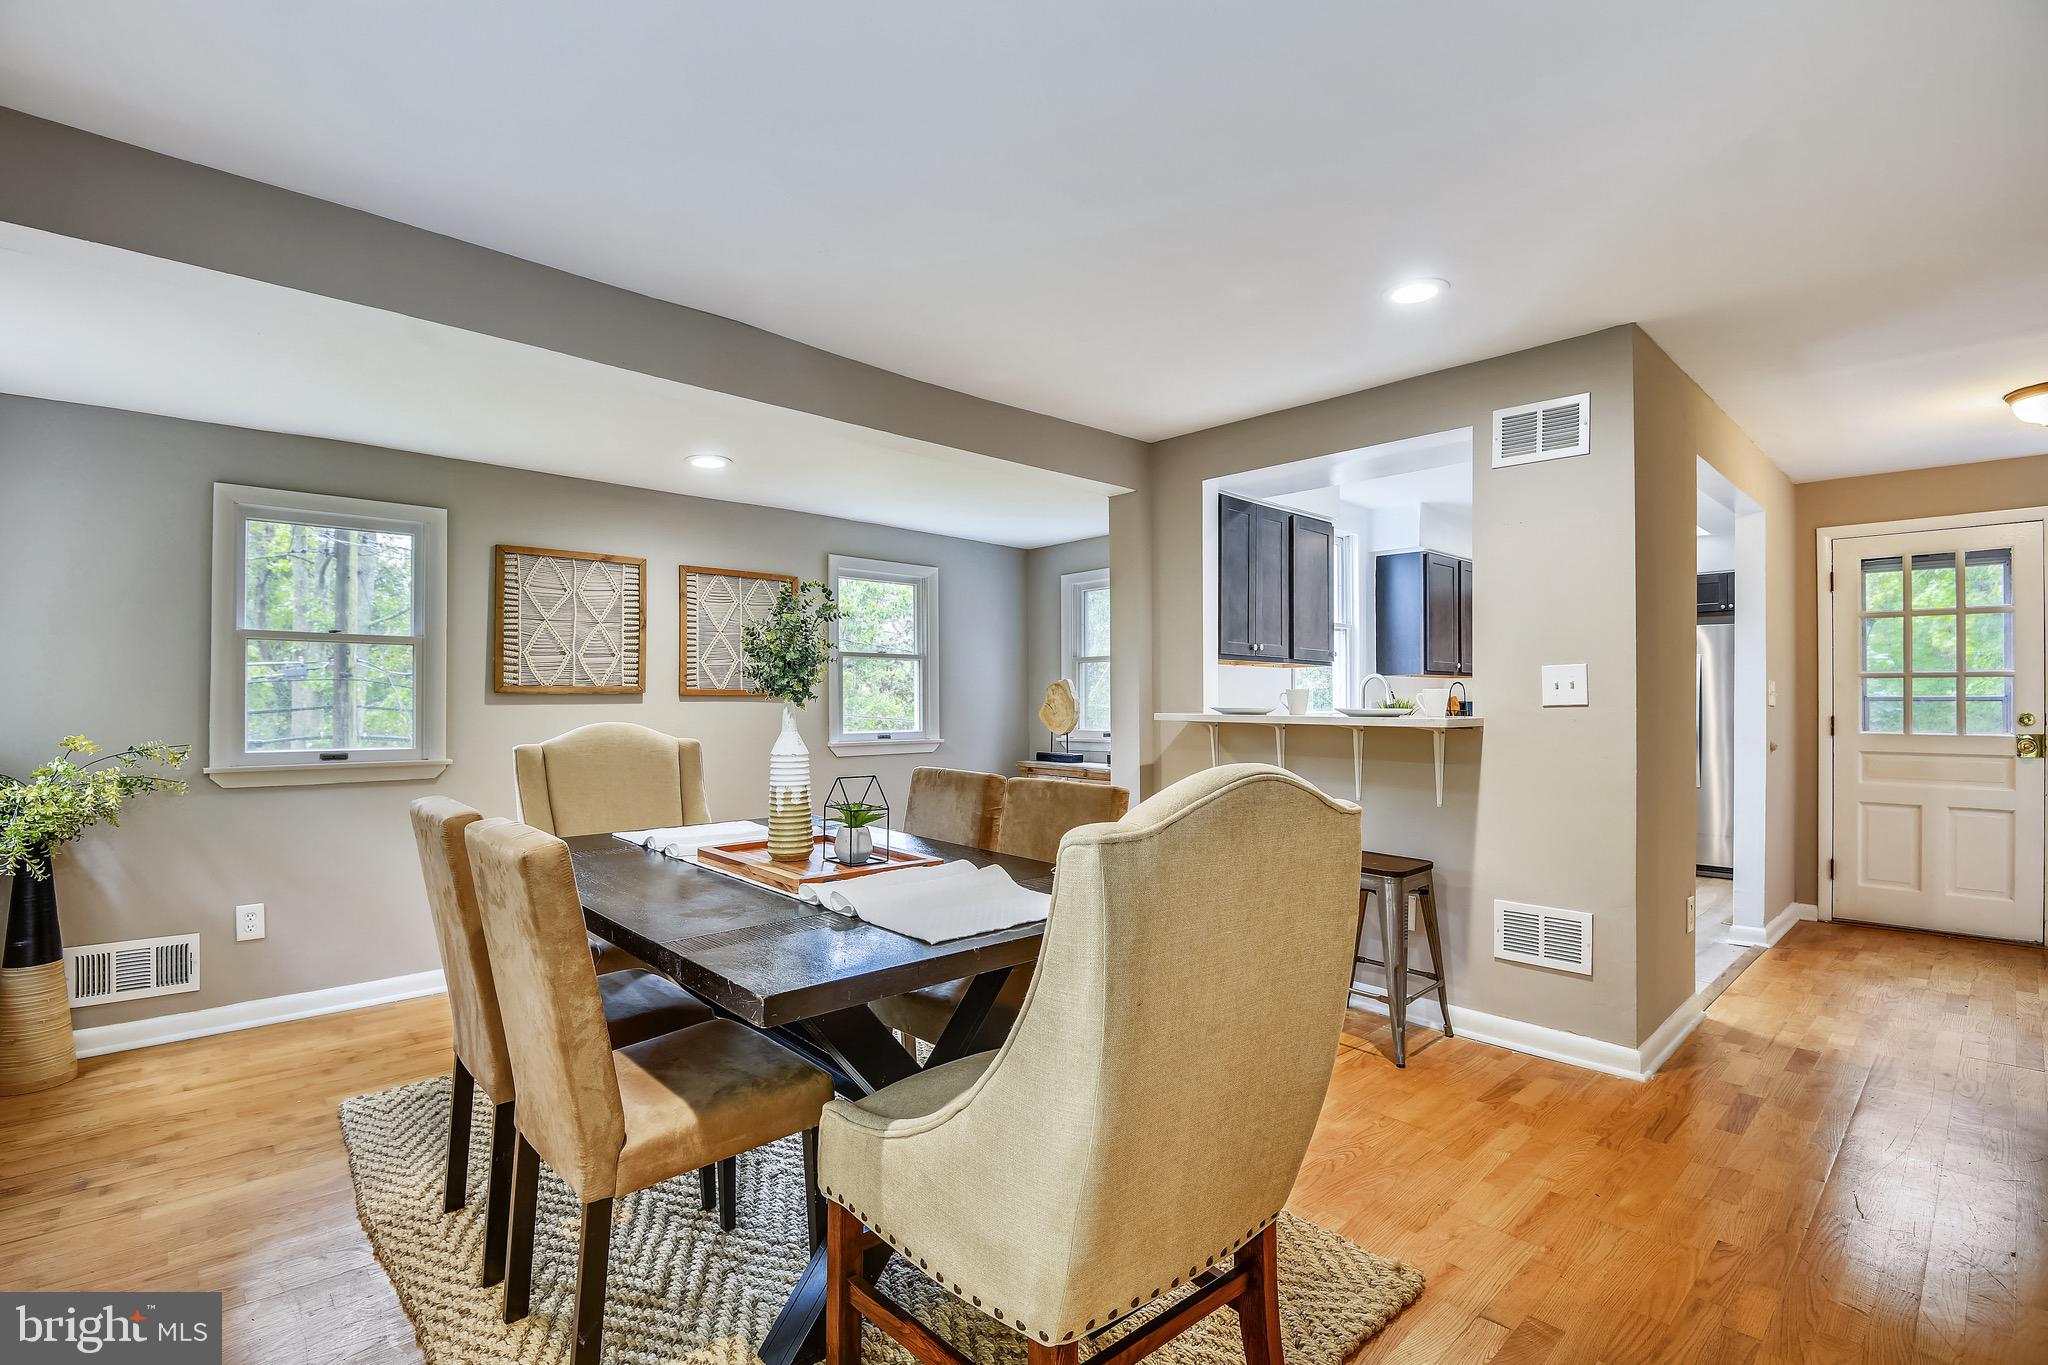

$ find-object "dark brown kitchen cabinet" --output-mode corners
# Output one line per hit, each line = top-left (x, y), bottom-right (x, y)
(1376, 549), (1474, 677)
(1217, 494), (1333, 664)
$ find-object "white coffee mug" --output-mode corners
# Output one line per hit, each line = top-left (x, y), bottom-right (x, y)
(1413, 688), (1450, 718)
(1279, 687), (1311, 715)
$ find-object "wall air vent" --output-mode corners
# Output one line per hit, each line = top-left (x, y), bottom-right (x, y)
(1494, 900), (1593, 975)
(64, 934), (201, 1006)
(1492, 392), (1590, 468)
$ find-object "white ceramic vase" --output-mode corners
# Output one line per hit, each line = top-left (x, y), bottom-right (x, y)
(766, 703), (814, 862)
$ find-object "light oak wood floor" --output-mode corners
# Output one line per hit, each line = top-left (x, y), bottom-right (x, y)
(0, 919), (2040, 1364)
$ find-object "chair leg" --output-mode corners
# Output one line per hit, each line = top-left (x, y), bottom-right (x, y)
(503, 1134), (540, 1323)
(573, 1198), (613, 1365)
(1376, 877), (1407, 1067)
(444, 1054), (474, 1213)
(698, 1165), (717, 1213)
(1235, 1224), (1284, 1365)
(480, 1101), (516, 1287)
(717, 1155), (738, 1232)
(1416, 874), (1452, 1038)
(802, 1127), (825, 1254)
(824, 1201), (865, 1365)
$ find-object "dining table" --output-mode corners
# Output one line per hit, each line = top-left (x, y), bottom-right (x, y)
(566, 821), (1054, 1365)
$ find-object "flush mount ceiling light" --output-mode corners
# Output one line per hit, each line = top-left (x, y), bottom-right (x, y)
(2005, 382), (2048, 426)
(687, 451), (731, 470)
(1386, 278), (1448, 305)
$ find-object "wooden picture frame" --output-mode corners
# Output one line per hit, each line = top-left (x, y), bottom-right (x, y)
(492, 544), (647, 694)
(680, 565), (798, 696)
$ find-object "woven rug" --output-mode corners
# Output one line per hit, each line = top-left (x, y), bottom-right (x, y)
(339, 1076), (1422, 1365)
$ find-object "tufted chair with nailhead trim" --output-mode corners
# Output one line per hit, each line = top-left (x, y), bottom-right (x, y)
(817, 764), (1363, 1365)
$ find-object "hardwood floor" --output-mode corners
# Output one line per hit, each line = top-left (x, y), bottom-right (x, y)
(0, 919), (2040, 1364)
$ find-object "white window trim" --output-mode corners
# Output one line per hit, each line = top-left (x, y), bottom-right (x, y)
(207, 483), (449, 788)
(827, 554), (941, 757)
(1059, 567), (1111, 750)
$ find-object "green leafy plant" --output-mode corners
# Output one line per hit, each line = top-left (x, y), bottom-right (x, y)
(740, 581), (842, 709)
(2, 737), (191, 881)
(826, 799), (886, 830)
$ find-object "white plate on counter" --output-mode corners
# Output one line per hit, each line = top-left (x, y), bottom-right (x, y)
(1207, 706), (1274, 716)
(1335, 706), (1410, 717)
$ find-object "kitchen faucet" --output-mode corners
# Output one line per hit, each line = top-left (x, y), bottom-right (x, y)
(1358, 673), (1392, 707)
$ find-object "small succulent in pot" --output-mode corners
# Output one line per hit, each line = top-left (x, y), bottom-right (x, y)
(826, 798), (885, 866)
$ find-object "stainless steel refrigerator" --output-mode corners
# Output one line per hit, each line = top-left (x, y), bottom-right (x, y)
(1696, 583), (1735, 876)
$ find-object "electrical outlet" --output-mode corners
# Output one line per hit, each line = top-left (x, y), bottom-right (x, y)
(1541, 663), (1588, 707)
(235, 903), (265, 942)
(1686, 894), (1697, 932)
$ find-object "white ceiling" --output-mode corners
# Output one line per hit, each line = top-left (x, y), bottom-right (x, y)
(2, 2), (2046, 481)
(0, 225), (1118, 547)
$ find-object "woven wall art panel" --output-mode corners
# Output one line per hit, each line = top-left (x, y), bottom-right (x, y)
(492, 545), (646, 694)
(680, 565), (796, 695)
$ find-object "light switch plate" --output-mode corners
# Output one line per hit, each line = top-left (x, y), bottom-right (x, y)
(1541, 663), (1588, 707)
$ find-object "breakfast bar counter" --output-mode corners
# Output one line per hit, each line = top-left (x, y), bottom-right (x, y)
(1153, 711), (1483, 806)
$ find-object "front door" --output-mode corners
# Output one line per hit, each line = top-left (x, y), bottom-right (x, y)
(1830, 518), (2046, 941)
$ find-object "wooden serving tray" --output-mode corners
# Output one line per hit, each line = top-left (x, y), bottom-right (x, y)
(695, 835), (942, 895)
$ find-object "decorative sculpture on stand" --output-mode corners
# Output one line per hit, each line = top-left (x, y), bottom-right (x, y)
(1035, 678), (1083, 763)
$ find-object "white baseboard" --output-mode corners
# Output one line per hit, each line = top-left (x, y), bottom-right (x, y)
(73, 969), (446, 1059)
(1727, 901), (1815, 949)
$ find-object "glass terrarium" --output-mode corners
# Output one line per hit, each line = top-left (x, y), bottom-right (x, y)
(822, 775), (889, 867)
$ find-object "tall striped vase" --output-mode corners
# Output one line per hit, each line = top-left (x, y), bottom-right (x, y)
(766, 703), (814, 862)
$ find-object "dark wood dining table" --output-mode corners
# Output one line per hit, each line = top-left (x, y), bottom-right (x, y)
(566, 823), (1052, 1365)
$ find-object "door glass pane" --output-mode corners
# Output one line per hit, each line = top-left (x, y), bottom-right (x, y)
(1908, 675), (1957, 735)
(244, 519), (415, 634)
(1862, 675), (1904, 697)
(1861, 557), (1903, 611)
(839, 656), (920, 733)
(1964, 677), (2014, 736)
(1863, 695), (1904, 734)
(1963, 612), (2013, 672)
(836, 577), (917, 654)
(1963, 549), (2013, 607)
(1862, 617), (1904, 672)
(1908, 553), (1957, 610)
(1909, 614), (1956, 672)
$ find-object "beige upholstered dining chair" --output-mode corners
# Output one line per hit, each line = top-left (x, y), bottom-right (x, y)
(872, 775), (1130, 1045)
(410, 797), (724, 1286)
(466, 816), (836, 1365)
(903, 766), (1006, 850)
(819, 764), (1362, 1365)
(513, 721), (710, 971)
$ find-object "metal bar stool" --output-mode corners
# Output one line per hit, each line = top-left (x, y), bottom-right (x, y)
(1355, 851), (1451, 1067)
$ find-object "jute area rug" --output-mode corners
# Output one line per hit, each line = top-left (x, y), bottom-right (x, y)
(339, 1076), (1423, 1365)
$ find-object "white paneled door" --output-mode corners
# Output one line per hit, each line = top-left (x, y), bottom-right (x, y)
(1830, 518), (2045, 941)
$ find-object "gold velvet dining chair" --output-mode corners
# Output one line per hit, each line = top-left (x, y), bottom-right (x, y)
(410, 797), (724, 1287)
(871, 774), (1129, 1045)
(819, 764), (1362, 1365)
(512, 721), (712, 973)
(466, 816), (836, 1365)
(902, 765), (1006, 850)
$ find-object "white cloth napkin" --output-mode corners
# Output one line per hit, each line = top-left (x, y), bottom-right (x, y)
(800, 860), (1050, 944)
(613, 820), (768, 860)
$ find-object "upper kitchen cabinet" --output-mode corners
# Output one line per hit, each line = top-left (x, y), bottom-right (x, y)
(1217, 493), (1333, 664)
(1376, 549), (1474, 677)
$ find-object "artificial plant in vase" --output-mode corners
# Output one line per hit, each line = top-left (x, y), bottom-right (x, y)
(2, 736), (189, 1094)
(740, 581), (841, 862)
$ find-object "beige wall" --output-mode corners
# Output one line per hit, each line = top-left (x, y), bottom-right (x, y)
(1140, 327), (1652, 1047)
(1628, 332), (1799, 1036)
(1792, 451), (2048, 902)
(1023, 536), (1110, 749)
(0, 395), (1035, 1028)
(0, 107), (1148, 492)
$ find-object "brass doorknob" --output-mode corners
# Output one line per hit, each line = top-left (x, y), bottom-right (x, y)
(2020, 733), (2046, 759)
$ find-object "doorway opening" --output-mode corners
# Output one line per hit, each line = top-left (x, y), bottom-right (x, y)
(1696, 460), (1768, 991)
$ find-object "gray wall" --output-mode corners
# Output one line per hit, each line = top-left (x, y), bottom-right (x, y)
(1022, 536), (1110, 746)
(0, 395), (1034, 1027)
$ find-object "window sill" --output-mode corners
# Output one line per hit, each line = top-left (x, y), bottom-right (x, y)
(205, 758), (452, 789)
(827, 738), (943, 757)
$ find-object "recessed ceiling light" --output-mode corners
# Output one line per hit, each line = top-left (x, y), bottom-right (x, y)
(1387, 278), (1447, 305)
(687, 452), (731, 470)
(2005, 382), (2048, 426)
(1696, 525), (1711, 537)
